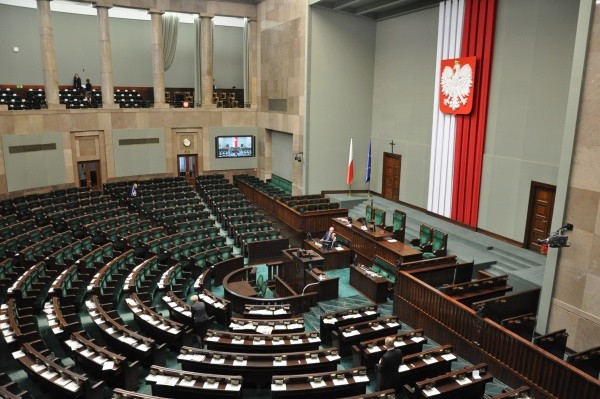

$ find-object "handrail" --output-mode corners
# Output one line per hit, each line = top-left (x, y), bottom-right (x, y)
(394, 270), (600, 399)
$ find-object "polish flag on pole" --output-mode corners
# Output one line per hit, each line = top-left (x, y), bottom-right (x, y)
(347, 138), (354, 185)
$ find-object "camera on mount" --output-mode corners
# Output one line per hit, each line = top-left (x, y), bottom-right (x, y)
(538, 223), (573, 248)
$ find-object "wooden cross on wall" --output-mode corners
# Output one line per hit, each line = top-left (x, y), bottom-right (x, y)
(389, 140), (395, 154)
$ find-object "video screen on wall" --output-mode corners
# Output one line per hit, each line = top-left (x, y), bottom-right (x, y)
(215, 135), (255, 159)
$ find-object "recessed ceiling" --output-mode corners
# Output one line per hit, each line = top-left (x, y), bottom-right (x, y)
(310, 0), (442, 21)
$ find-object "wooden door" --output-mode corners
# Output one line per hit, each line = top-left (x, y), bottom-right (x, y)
(382, 153), (401, 201)
(524, 182), (556, 252)
(178, 155), (197, 186)
(77, 161), (100, 190)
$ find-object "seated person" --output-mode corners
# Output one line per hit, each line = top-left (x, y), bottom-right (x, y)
(322, 232), (338, 250)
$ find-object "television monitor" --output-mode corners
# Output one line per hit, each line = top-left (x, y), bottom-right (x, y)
(215, 135), (255, 159)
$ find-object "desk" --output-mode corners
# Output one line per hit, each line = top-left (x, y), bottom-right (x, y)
(349, 265), (390, 303)
(332, 218), (422, 265)
(227, 281), (257, 298)
(303, 239), (352, 270)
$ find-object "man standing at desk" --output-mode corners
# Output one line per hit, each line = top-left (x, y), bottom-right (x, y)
(190, 295), (210, 346)
(128, 183), (138, 199)
(378, 336), (403, 391)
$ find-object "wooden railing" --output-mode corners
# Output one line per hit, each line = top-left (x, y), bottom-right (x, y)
(393, 271), (600, 399)
(236, 179), (348, 234)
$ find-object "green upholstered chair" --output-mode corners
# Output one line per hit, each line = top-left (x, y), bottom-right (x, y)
(411, 224), (434, 251)
(385, 210), (406, 242)
(423, 229), (448, 259)
(373, 208), (386, 228)
(365, 204), (374, 224)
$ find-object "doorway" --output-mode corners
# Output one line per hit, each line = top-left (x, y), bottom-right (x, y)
(178, 155), (198, 186)
(382, 152), (401, 201)
(77, 161), (101, 190)
(524, 182), (556, 252)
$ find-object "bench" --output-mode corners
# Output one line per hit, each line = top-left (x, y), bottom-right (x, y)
(179, 346), (341, 386)
(440, 275), (513, 306)
(533, 329), (568, 359)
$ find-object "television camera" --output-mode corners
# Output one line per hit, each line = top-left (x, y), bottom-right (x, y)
(537, 223), (573, 248)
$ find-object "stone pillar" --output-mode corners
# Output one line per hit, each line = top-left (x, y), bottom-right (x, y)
(36, 0), (61, 108)
(200, 16), (214, 108)
(95, 4), (117, 108)
(149, 9), (167, 108)
(248, 19), (258, 109)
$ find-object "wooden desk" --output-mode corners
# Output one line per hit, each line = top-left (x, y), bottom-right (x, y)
(332, 218), (422, 265)
(179, 347), (341, 386)
(271, 367), (369, 399)
(320, 306), (379, 346)
(227, 281), (257, 297)
(303, 239), (352, 270)
(146, 365), (242, 399)
(349, 265), (390, 303)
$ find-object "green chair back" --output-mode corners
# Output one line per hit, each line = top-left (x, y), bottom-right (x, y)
(365, 205), (374, 223)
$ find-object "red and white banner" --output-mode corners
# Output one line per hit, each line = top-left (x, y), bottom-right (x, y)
(440, 56), (476, 115)
(347, 138), (354, 185)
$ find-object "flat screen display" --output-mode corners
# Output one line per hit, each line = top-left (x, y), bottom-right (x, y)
(215, 135), (255, 159)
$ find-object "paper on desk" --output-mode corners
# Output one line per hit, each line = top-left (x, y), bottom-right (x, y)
(322, 318), (337, 324)
(335, 246), (344, 251)
(308, 337), (321, 343)
(55, 377), (70, 386)
(11, 350), (25, 359)
(411, 336), (425, 343)
(394, 341), (406, 347)
(310, 380), (326, 388)
(32, 364), (46, 373)
(203, 381), (219, 389)
(233, 359), (247, 366)
(64, 381), (80, 392)
(423, 357), (438, 365)
(274, 308), (287, 315)
(332, 378), (349, 386)
(441, 353), (457, 361)
(423, 387), (441, 396)
(256, 325), (273, 335)
(305, 357), (320, 364)
(211, 357), (225, 364)
(206, 336), (220, 342)
(225, 383), (242, 391)
(326, 354), (341, 361)
(367, 346), (381, 353)
(472, 369), (481, 379)
(456, 377), (472, 385)
(41, 370), (58, 379)
(398, 364), (410, 372)
(178, 378), (196, 387)
(102, 361), (115, 370)
(271, 384), (286, 391)
(273, 360), (287, 366)
(354, 375), (370, 383)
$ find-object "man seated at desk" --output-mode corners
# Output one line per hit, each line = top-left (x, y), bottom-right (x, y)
(321, 226), (334, 242)
(322, 232), (338, 250)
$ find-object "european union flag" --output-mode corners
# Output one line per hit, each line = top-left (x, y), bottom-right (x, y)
(365, 139), (371, 183)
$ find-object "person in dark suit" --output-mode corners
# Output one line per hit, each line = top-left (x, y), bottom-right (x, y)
(321, 226), (334, 242)
(378, 336), (403, 391)
(128, 183), (138, 198)
(190, 295), (210, 346)
(73, 73), (82, 91)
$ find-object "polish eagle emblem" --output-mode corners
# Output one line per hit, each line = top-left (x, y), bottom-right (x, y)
(439, 57), (476, 115)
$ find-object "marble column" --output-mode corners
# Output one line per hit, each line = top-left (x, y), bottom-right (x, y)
(200, 16), (214, 108)
(248, 19), (258, 109)
(95, 4), (117, 108)
(150, 9), (168, 108)
(36, 0), (61, 108)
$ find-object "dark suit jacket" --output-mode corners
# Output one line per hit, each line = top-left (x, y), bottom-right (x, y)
(191, 301), (209, 324)
(322, 231), (333, 241)
(379, 347), (403, 390)
(128, 185), (138, 198)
